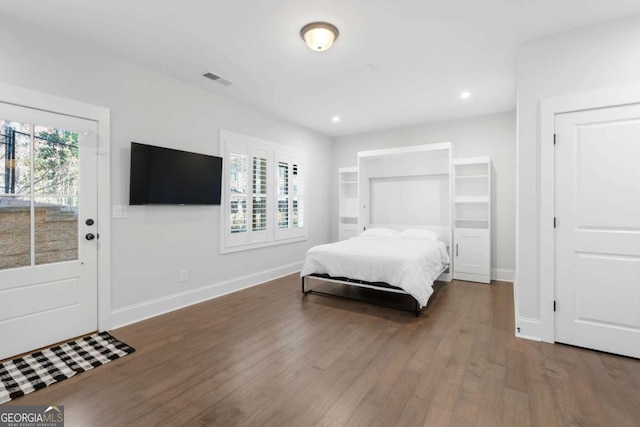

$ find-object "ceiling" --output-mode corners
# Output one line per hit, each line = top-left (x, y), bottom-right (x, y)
(2, 1), (640, 137)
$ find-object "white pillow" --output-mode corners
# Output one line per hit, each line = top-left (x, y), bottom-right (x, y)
(359, 228), (399, 238)
(396, 228), (439, 241)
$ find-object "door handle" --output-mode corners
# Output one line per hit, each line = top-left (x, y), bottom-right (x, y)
(456, 244), (458, 257)
(86, 233), (96, 241)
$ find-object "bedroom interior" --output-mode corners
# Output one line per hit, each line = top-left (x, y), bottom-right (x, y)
(1, 1), (640, 425)
(302, 143), (453, 315)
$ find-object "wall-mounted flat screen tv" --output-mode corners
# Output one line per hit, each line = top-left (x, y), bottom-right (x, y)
(129, 142), (222, 205)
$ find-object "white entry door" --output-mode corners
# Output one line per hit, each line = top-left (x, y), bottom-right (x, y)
(555, 104), (640, 359)
(0, 102), (98, 360)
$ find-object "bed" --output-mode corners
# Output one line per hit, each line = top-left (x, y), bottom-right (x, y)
(300, 227), (450, 316)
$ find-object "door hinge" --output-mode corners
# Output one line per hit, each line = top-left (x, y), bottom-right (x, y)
(554, 301), (557, 312)
(553, 133), (556, 145)
(553, 217), (557, 228)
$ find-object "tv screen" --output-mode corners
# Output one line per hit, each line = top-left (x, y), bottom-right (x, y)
(129, 142), (222, 205)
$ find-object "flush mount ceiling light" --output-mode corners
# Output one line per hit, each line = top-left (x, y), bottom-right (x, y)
(460, 91), (472, 99)
(300, 22), (339, 51)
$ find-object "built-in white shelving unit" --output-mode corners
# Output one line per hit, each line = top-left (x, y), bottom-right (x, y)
(453, 157), (491, 284)
(338, 167), (358, 240)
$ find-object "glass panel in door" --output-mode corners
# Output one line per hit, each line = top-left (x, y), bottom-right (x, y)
(1, 120), (32, 270)
(0, 119), (80, 270)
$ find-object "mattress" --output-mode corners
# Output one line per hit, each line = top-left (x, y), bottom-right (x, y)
(301, 236), (450, 307)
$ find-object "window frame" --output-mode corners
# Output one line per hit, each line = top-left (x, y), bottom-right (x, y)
(220, 130), (307, 254)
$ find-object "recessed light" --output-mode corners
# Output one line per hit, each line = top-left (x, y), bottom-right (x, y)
(460, 91), (471, 99)
(332, 115), (341, 122)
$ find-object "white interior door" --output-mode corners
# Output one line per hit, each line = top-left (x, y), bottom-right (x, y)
(555, 104), (640, 359)
(0, 102), (98, 360)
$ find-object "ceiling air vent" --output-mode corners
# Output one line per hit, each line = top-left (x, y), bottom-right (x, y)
(203, 72), (232, 86)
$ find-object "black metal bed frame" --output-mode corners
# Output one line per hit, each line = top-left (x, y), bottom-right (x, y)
(301, 274), (423, 317)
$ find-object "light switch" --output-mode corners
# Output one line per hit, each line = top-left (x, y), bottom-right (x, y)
(112, 205), (128, 219)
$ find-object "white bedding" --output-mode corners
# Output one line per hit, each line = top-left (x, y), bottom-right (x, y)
(300, 236), (450, 308)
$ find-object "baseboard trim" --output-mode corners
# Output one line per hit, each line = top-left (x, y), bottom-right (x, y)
(491, 268), (515, 282)
(513, 277), (541, 341)
(513, 278), (519, 333)
(111, 261), (302, 329)
(437, 272), (452, 282)
(515, 317), (542, 341)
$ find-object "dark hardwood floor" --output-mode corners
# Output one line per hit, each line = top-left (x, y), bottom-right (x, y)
(6, 274), (640, 426)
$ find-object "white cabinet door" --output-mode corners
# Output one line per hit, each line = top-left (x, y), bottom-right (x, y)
(555, 104), (640, 359)
(454, 228), (490, 283)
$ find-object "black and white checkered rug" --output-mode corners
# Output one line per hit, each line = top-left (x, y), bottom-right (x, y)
(0, 331), (135, 404)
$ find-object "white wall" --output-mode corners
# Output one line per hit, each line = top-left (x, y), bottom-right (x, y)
(0, 17), (332, 326)
(332, 111), (516, 276)
(516, 15), (640, 335)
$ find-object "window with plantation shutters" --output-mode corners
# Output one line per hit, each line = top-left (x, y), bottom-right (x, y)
(229, 153), (248, 234)
(292, 163), (303, 228)
(274, 154), (305, 240)
(252, 156), (267, 231)
(220, 130), (307, 253)
(277, 161), (289, 229)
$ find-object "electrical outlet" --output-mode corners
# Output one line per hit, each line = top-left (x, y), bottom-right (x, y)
(179, 270), (188, 282)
